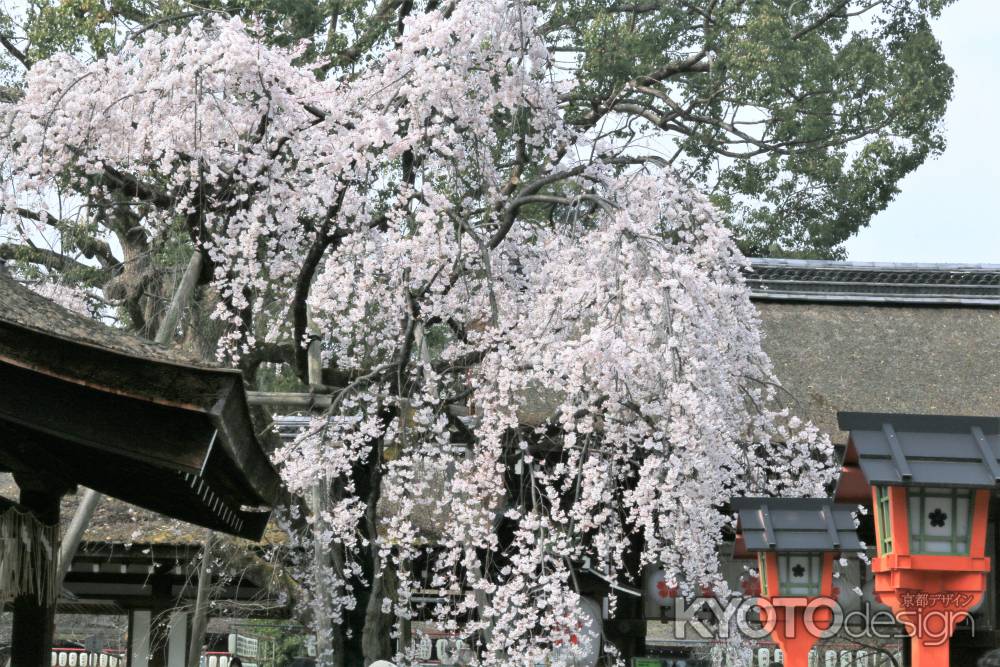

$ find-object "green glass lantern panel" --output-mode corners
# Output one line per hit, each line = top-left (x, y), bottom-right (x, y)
(908, 487), (972, 555)
(777, 553), (822, 596)
(875, 486), (893, 554)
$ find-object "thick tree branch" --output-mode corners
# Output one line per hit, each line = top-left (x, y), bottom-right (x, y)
(14, 207), (119, 269)
(98, 165), (174, 209)
(491, 163), (591, 248)
(291, 189), (349, 380)
(240, 341), (297, 378)
(432, 349), (489, 375)
(0, 242), (106, 284)
(0, 33), (29, 68)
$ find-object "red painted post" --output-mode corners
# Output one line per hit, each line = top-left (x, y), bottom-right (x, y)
(870, 488), (991, 667)
(756, 553), (836, 667)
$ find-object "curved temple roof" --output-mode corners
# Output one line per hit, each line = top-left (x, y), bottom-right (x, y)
(0, 269), (282, 541)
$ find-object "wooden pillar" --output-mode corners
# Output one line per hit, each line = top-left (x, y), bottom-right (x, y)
(607, 530), (647, 661)
(149, 563), (175, 667)
(306, 325), (335, 665)
(11, 484), (62, 667)
(187, 533), (216, 667)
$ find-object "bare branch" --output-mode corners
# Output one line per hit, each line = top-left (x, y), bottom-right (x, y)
(793, 1), (853, 40)
(0, 33), (29, 68)
(315, 0), (403, 74)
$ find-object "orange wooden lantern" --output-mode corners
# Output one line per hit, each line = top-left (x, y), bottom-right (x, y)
(733, 498), (864, 667)
(839, 412), (999, 667)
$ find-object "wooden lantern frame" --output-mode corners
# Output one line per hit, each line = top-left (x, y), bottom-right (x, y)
(839, 412), (1000, 667)
(734, 498), (864, 667)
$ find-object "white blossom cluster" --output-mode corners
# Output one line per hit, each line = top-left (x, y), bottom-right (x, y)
(25, 279), (94, 316)
(0, 1), (835, 664)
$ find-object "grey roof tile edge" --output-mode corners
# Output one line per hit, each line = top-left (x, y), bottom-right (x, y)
(745, 258), (1000, 305)
(749, 258), (1000, 272)
(838, 412), (1000, 435)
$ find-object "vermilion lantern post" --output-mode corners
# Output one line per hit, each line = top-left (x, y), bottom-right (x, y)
(838, 412), (999, 667)
(733, 498), (864, 667)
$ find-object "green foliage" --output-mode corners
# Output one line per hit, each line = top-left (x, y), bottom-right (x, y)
(548, 0), (955, 257)
(236, 621), (311, 667)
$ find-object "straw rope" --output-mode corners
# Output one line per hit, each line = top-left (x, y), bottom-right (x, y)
(0, 505), (59, 604)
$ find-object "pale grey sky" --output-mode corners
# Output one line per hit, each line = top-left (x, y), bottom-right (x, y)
(843, 0), (1000, 264)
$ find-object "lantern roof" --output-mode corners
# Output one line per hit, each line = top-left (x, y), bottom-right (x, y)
(838, 412), (1000, 489)
(732, 497), (864, 554)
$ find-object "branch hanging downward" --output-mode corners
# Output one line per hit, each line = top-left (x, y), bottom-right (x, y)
(292, 188), (349, 380)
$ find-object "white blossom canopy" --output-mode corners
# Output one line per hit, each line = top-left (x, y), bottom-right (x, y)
(0, 2), (834, 664)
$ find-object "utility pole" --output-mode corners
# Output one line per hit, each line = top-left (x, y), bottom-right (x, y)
(186, 532), (217, 667)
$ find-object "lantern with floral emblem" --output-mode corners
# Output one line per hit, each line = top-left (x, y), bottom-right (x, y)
(733, 497), (863, 667)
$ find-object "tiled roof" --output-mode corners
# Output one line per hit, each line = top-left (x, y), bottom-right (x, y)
(747, 259), (1000, 305)
(0, 267), (282, 540)
(0, 264), (212, 367)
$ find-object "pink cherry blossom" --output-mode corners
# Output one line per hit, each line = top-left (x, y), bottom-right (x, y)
(0, 3), (834, 664)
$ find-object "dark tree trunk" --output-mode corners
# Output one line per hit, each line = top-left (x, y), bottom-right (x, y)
(362, 560), (398, 663)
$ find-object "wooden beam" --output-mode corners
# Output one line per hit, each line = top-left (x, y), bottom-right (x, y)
(57, 488), (101, 582)
(247, 390), (332, 409)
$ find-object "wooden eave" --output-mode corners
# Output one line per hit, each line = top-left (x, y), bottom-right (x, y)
(0, 277), (282, 540)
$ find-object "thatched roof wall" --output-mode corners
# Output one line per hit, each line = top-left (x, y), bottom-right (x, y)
(756, 301), (1000, 444)
(0, 268), (209, 368)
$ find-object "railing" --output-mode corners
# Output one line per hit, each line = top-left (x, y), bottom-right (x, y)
(50, 649), (124, 667)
